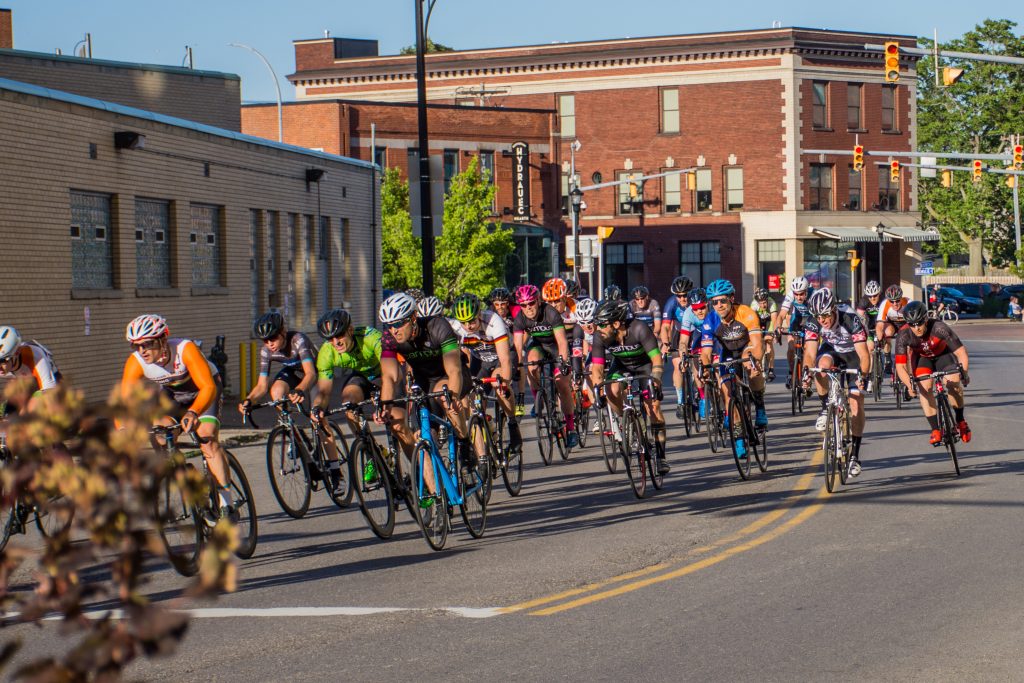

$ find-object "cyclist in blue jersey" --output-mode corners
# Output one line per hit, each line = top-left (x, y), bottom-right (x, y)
(660, 276), (694, 419)
(676, 287), (710, 418)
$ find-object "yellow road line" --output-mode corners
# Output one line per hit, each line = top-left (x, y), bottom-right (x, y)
(499, 562), (670, 613)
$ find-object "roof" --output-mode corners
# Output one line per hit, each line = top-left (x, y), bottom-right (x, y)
(0, 77), (375, 171)
(0, 47), (240, 81)
(241, 97), (555, 115)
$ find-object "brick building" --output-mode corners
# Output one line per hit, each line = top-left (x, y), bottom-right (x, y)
(262, 26), (932, 302)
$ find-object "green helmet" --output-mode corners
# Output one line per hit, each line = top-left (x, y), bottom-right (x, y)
(453, 293), (482, 323)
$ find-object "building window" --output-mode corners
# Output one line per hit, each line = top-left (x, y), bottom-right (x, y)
(695, 168), (713, 212)
(286, 213), (297, 322)
(318, 216), (330, 312)
(561, 171), (580, 216)
(479, 151), (495, 213)
(878, 168), (900, 211)
(303, 214), (313, 325)
(266, 210), (279, 307)
(882, 85), (897, 131)
(661, 88), (679, 134)
(191, 204), (221, 287)
(443, 149), (459, 195)
(663, 172), (681, 213)
(616, 171), (643, 215)
(604, 242), (645, 292)
(373, 145), (386, 168)
(725, 167), (744, 211)
(341, 217), (352, 302)
(808, 164), (833, 211)
(135, 198), (171, 289)
(71, 190), (114, 290)
(812, 81), (829, 129)
(249, 209), (261, 323)
(679, 241), (721, 285)
(847, 83), (863, 129)
(848, 165), (862, 211)
(558, 94), (575, 138)
(804, 239), (853, 301)
(756, 240), (785, 294)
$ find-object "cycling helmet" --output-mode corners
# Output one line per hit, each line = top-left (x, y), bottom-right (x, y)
(687, 288), (708, 309)
(542, 277), (567, 302)
(754, 287), (770, 302)
(405, 288), (425, 303)
(807, 288), (837, 316)
(903, 300), (928, 325)
(488, 287), (513, 305)
(562, 278), (581, 299)
(670, 276), (694, 296)
(253, 311), (285, 341)
(382, 288), (395, 300)
(126, 314), (169, 343)
(0, 326), (21, 362)
(885, 284), (904, 302)
(575, 297), (598, 324)
(417, 295), (445, 318)
(630, 285), (650, 300)
(379, 292), (417, 325)
(603, 284), (623, 301)
(790, 276), (809, 293)
(864, 280), (881, 297)
(705, 279), (736, 298)
(452, 293), (482, 323)
(594, 299), (631, 326)
(515, 284), (540, 306)
(317, 309), (352, 339)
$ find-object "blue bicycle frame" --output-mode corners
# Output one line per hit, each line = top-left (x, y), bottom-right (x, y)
(412, 396), (483, 506)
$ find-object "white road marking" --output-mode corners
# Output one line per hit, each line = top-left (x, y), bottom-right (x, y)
(958, 338), (1024, 343)
(13, 605), (505, 621)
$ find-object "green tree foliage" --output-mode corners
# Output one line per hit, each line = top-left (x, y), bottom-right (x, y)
(916, 19), (1024, 266)
(381, 167), (422, 291)
(399, 38), (454, 55)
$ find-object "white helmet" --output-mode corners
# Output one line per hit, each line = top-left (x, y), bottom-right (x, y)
(379, 293), (417, 325)
(575, 297), (598, 324)
(0, 326), (22, 362)
(864, 280), (881, 296)
(126, 314), (169, 343)
(790, 276), (809, 293)
(807, 288), (837, 316)
(417, 295), (444, 318)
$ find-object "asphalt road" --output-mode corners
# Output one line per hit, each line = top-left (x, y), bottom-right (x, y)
(5, 320), (1023, 682)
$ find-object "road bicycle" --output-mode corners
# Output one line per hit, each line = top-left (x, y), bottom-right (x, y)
(785, 330), (809, 415)
(807, 367), (861, 493)
(912, 367), (966, 476)
(708, 358), (767, 480)
(248, 398), (353, 518)
(527, 358), (567, 464)
(870, 338), (885, 403)
(678, 351), (703, 437)
(703, 362), (729, 454)
(0, 436), (73, 552)
(597, 374), (665, 499)
(152, 423), (258, 576)
(467, 376), (523, 497)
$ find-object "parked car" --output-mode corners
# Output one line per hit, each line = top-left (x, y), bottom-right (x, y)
(926, 285), (981, 314)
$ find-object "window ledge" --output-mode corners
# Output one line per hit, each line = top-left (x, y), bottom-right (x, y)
(847, 128), (868, 133)
(136, 287), (181, 298)
(657, 132), (681, 137)
(812, 127), (834, 132)
(191, 286), (229, 296)
(881, 129), (902, 135)
(71, 288), (124, 300)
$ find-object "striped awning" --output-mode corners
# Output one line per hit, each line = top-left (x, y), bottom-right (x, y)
(810, 226), (890, 242)
(882, 226), (940, 242)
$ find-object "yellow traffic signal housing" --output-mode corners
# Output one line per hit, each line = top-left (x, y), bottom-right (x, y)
(685, 171), (696, 191)
(972, 160), (983, 182)
(597, 226), (615, 240)
(884, 41), (900, 82)
(628, 174), (638, 198)
(889, 160), (900, 183)
(942, 67), (965, 86)
(1013, 144), (1023, 170)
(940, 170), (952, 188)
(1007, 176), (1017, 189)
(853, 145), (864, 172)
(851, 257), (862, 269)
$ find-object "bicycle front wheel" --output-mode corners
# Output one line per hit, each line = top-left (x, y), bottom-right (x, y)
(823, 407), (838, 493)
(937, 396), (961, 476)
(576, 393), (591, 449)
(351, 439), (395, 539)
(155, 462), (202, 576)
(35, 495), (73, 539)
(729, 397), (752, 480)
(459, 447), (490, 539)
(265, 426), (311, 519)
(410, 442), (449, 551)
(497, 411), (524, 496)
(468, 415), (498, 505)
(648, 430), (665, 491)
(225, 451), (258, 559)
(707, 388), (722, 454)
(753, 424), (768, 473)
(622, 412), (648, 499)
(533, 391), (554, 466)
(325, 422), (354, 508)
(598, 406), (619, 474)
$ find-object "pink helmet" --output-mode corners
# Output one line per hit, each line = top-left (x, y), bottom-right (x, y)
(126, 314), (169, 343)
(514, 284), (540, 305)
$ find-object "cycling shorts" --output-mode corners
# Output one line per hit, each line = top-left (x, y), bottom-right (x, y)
(164, 376), (223, 426)
(912, 351), (959, 378)
(273, 366), (306, 392)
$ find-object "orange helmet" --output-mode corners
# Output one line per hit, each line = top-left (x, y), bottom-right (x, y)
(542, 277), (567, 302)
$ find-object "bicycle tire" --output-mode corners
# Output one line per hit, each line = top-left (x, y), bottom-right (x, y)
(680, 368), (694, 438)
(872, 349), (884, 402)
(468, 416), (498, 505)
(351, 440), (395, 539)
(533, 391), (553, 466)
(576, 393), (591, 449)
(324, 422), (354, 508)
(498, 412), (524, 497)
(837, 408), (850, 486)
(155, 462), (201, 576)
(937, 395), (961, 476)
(35, 496), (73, 539)
(552, 397), (569, 461)
(265, 426), (311, 519)
(622, 412), (648, 499)
(648, 429), (665, 491)
(410, 441), (449, 551)
(707, 386), (722, 453)
(598, 406), (619, 474)
(225, 451), (258, 559)
(458, 442), (490, 539)
(729, 396), (752, 480)
(823, 407), (838, 493)
(894, 375), (903, 409)
(754, 423), (768, 472)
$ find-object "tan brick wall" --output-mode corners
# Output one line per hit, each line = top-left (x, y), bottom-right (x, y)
(0, 87), (379, 402)
(0, 50), (242, 131)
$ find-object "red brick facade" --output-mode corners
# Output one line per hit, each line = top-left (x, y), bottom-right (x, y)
(0, 10), (12, 49)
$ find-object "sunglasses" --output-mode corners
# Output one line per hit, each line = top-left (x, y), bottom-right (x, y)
(132, 339), (162, 351)
(816, 312), (835, 320)
(520, 301), (539, 308)
(710, 297), (731, 306)
(385, 317), (413, 331)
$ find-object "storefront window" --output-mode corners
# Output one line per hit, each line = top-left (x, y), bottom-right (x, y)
(803, 239), (853, 302)
(757, 239), (785, 296)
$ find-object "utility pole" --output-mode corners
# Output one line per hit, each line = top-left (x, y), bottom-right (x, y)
(414, 0), (435, 294)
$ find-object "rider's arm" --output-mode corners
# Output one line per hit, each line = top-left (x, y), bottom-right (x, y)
(442, 348), (463, 397)
(495, 338), (513, 385)
(246, 344), (272, 402)
(892, 330), (914, 390)
(180, 341), (218, 415)
(638, 323), (664, 382)
(119, 353), (145, 399)
(855, 341), (871, 375)
(379, 356), (400, 403)
(553, 326), (570, 364)
(802, 320), (819, 369)
(313, 344), (337, 410)
(651, 300), (662, 337)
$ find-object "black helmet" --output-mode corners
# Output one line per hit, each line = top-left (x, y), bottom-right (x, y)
(594, 299), (631, 325)
(903, 300), (928, 325)
(754, 287), (770, 302)
(687, 288), (708, 307)
(253, 311), (284, 340)
(317, 308), (352, 339)
(630, 285), (650, 299)
(885, 284), (903, 302)
(603, 284), (623, 301)
(671, 276), (694, 296)
(488, 287), (512, 305)
(562, 278), (581, 299)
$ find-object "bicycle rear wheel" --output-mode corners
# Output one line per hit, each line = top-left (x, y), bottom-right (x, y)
(351, 439), (395, 539)
(707, 387), (723, 453)
(937, 396), (961, 476)
(622, 412), (648, 499)
(553, 399), (569, 461)
(155, 461), (202, 576)
(598, 406), (619, 474)
(459, 448), (490, 539)
(225, 451), (258, 559)
(729, 397), (752, 480)
(576, 393), (591, 448)
(324, 422), (354, 508)
(823, 407), (838, 493)
(410, 442), (449, 551)
(265, 426), (311, 519)
(468, 416), (498, 505)
(533, 391), (554, 466)
(496, 410), (524, 496)
(648, 429), (665, 491)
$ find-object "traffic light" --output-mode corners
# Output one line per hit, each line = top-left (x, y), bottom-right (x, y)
(597, 226), (615, 240)
(889, 160), (900, 183)
(884, 41), (900, 83)
(941, 170), (952, 188)
(686, 171), (696, 191)
(627, 174), (638, 199)
(1013, 144), (1023, 171)
(1007, 176), (1016, 189)
(853, 145), (864, 172)
(942, 67), (965, 86)
(972, 160), (983, 182)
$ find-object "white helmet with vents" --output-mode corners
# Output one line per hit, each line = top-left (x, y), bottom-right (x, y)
(126, 314), (169, 343)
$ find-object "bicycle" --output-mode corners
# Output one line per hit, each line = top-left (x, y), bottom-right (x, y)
(912, 367), (965, 476)
(785, 330), (808, 415)
(708, 358), (767, 480)
(248, 398), (353, 519)
(597, 374), (665, 499)
(596, 386), (620, 474)
(870, 338), (885, 403)
(527, 358), (567, 465)
(571, 371), (594, 450)
(151, 422), (258, 576)
(807, 367), (861, 493)
(407, 386), (492, 551)
(678, 351), (703, 438)
(702, 363), (729, 454)
(467, 376), (523, 497)
(0, 436), (73, 552)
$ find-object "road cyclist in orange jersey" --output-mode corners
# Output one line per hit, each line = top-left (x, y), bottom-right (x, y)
(0, 326), (63, 415)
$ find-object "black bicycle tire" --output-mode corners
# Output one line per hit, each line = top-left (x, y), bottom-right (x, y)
(623, 411), (647, 499)
(552, 389), (568, 461)
(648, 428), (665, 490)
(323, 422), (355, 508)
(707, 386), (722, 453)
(351, 439), (395, 539)
(155, 463), (201, 576)
(598, 406), (618, 474)
(577, 393), (591, 449)
(729, 396), (751, 480)
(0, 450), (16, 552)
(895, 373), (903, 409)
(938, 395), (961, 476)
(34, 495), (73, 539)
(410, 441), (449, 551)
(468, 415), (497, 505)
(837, 408), (850, 486)
(498, 411), (525, 497)
(872, 348), (884, 402)
(680, 365), (693, 438)
(458, 435), (490, 539)
(265, 426), (311, 519)
(226, 451), (258, 560)
(823, 406), (837, 493)
(534, 391), (553, 466)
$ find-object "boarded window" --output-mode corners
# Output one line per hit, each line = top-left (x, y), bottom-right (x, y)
(191, 203), (221, 287)
(71, 190), (113, 289)
(135, 198), (170, 289)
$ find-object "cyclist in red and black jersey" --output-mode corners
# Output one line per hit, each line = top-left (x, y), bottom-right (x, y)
(893, 301), (971, 445)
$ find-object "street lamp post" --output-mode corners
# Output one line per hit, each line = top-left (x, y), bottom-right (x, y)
(229, 43), (282, 143)
(570, 187), (584, 285)
(413, 0), (435, 294)
(873, 222), (885, 286)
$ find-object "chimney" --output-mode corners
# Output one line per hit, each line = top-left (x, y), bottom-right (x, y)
(0, 9), (12, 49)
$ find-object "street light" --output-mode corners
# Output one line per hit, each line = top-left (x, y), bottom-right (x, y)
(229, 43), (283, 143)
(872, 222), (885, 285)
(569, 139), (582, 280)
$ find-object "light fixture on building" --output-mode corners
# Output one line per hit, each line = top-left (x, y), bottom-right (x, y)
(570, 187), (584, 215)
(305, 168), (325, 191)
(113, 131), (145, 150)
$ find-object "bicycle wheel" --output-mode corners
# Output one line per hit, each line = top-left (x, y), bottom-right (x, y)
(872, 350), (884, 402)
(35, 495), (73, 539)
(823, 406), (838, 493)
(533, 391), (554, 466)
(468, 415), (498, 504)
(224, 451), (258, 559)
(410, 441), (449, 551)
(837, 408), (850, 486)
(498, 412), (524, 497)
(155, 462), (201, 576)
(753, 424), (768, 473)
(576, 392), (591, 449)
(937, 396), (961, 476)
(552, 397), (568, 461)
(265, 426), (311, 519)
(894, 375), (903, 409)
(458, 446), (490, 539)
(324, 422), (354, 509)
(351, 439), (395, 539)
(709, 386), (726, 453)
(729, 397), (752, 480)
(648, 428), (665, 491)
(622, 412), (648, 499)
(681, 371), (694, 438)
(598, 406), (619, 474)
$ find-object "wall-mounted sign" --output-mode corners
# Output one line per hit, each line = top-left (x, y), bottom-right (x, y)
(767, 274), (781, 292)
(511, 141), (531, 222)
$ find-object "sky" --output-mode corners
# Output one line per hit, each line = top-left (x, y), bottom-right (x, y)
(4, 1), (1023, 103)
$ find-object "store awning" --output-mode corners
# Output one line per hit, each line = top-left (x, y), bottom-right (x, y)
(881, 226), (940, 242)
(809, 226), (890, 242)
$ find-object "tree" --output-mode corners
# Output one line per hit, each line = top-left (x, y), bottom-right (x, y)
(399, 38), (454, 55)
(380, 167), (422, 291)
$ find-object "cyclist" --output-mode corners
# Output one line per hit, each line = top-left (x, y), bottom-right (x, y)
(628, 286), (662, 337)
(803, 288), (870, 477)
(778, 276), (811, 390)
(604, 284), (623, 301)
(750, 288), (779, 381)
(700, 279), (767, 458)
(856, 281), (883, 391)
(417, 295), (445, 318)
(0, 326), (62, 412)
(120, 314), (236, 522)
(512, 284), (579, 448)
(676, 288), (711, 418)
(312, 308), (381, 491)
(589, 299), (669, 474)
(544, 277), (576, 336)
(451, 293), (522, 452)
(875, 285), (908, 379)
(660, 276), (694, 416)
(562, 277), (582, 302)
(893, 301), (972, 445)
(572, 297), (598, 396)
(488, 286), (525, 417)
(239, 311), (317, 414)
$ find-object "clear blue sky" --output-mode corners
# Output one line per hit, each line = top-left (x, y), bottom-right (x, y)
(5, 1), (1023, 103)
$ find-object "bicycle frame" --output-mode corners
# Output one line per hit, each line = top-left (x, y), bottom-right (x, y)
(412, 392), (472, 506)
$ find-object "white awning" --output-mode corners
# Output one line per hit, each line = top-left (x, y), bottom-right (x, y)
(882, 226), (940, 242)
(809, 226), (890, 242)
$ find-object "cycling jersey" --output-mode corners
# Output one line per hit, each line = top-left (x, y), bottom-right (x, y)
(591, 319), (660, 374)
(513, 303), (565, 352)
(316, 326), (382, 381)
(893, 320), (963, 365)
(259, 331), (316, 377)
(451, 311), (509, 363)
(1, 341), (61, 394)
(701, 305), (763, 356)
(558, 302), (578, 333)
(804, 311), (867, 355)
(677, 308), (706, 351)
(857, 297), (882, 329)
(382, 316), (463, 388)
(780, 294), (810, 331)
(629, 298), (661, 328)
(121, 338), (220, 418)
(878, 297), (909, 325)
(750, 299), (779, 331)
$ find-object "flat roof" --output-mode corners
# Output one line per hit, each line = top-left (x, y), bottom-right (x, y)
(0, 77), (375, 171)
(0, 47), (240, 81)
(241, 98), (554, 115)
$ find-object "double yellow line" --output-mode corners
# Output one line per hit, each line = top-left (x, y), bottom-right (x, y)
(500, 449), (828, 616)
